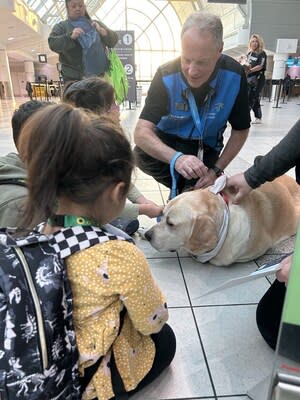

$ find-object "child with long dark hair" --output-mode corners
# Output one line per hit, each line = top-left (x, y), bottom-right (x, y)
(19, 104), (176, 400)
(63, 77), (163, 235)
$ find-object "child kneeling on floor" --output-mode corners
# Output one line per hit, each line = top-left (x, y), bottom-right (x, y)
(19, 104), (176, 400)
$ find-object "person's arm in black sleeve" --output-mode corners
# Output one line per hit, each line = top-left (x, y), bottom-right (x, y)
(228, 70), (251, 130)
(212, 67), (250, 177)
(48, 22), (76, 53)
(245, 118), (300, 188)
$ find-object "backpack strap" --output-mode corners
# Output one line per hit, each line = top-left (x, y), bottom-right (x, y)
(0, 178), (26, 187)
(51, 225), (132, 398)
(50, 225), (134, 259)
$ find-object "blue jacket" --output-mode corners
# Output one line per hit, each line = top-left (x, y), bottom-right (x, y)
(157, 57), (243, 151)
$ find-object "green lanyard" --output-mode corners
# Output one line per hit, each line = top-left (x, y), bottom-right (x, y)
(47, 215), (96, 228)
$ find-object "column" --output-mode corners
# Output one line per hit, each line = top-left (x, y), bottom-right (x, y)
(271, 39), (298, 100)
(24, 60), (35, 83)
(272, 53), (288, 80)
(0, 49), (14, 99)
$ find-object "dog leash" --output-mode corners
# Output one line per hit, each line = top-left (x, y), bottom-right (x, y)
(169, 151), (183, 200)
(169, 88), (210, 201)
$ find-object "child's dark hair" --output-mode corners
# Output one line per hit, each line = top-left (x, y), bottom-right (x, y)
(63, 77), (115, 114)
(19, 103), (134, 227)
(11, 100), (50, 148)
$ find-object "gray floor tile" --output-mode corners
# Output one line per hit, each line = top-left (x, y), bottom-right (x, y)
(194, 305), (274, 397)
(181, 258), (271, 306)
(135, 178), (161, 192)
(131, 308), (214, 399)
(217, 397), (250, 400)
(148, 258), (190, 307)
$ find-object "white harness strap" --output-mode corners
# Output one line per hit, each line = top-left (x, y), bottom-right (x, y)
(193, 175), (230, 263)
(193, 198), (230, 263)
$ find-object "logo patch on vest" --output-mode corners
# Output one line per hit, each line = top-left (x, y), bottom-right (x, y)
(175, 102), (189, 111)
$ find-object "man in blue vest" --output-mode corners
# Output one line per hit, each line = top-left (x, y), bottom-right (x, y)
(134, 11), (251, 194)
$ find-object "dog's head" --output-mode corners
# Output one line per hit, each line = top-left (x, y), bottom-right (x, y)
(145, 189), (226, 255)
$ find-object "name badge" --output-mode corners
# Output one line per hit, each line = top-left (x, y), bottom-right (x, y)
(175, 102), (189, 111)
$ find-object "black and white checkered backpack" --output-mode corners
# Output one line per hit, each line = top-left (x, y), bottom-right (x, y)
(0, 224), (132, 399)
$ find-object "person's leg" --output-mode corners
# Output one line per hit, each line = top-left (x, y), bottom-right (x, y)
(252, 96), (262, 120)
(295, 160), (300, 184)
(256, 279), (286, 350)
(134, 146), (172, 188)
(128, 324), (176, 395)
(107, 324), (176, 400)
(253, 76), (265, 120)
(248, 85), (255, 116)
(134, 136), (219, 193)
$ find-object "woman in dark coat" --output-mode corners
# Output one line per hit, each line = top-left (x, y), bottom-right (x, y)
(48, 0), (118, 83)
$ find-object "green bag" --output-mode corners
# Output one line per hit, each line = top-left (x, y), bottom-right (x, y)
(107, 49), (128, 104)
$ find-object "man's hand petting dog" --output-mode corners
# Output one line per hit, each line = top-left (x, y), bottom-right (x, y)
(194, 168), (219, 189)
(175, 154), (207, 180)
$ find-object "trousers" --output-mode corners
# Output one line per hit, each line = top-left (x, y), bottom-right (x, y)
(256, 279), (286, 350)
(90, 323), (176, 400)
(134, 132), (220, 192)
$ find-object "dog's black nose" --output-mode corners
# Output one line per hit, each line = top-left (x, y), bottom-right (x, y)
(144, 228), (152, 241)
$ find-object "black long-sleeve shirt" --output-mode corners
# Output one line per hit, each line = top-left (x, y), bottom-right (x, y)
(245, 119), (300, 188)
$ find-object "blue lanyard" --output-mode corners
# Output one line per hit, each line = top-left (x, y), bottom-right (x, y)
(186, 88), (204, 138)
(168, 89), (212, 200)
(186, 87), (212, 140)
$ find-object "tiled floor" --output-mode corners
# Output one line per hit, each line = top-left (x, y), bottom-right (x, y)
(1, 94), (299, 399)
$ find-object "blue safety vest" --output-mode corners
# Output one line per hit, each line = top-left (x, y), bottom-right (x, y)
(157, 68), (241, 151)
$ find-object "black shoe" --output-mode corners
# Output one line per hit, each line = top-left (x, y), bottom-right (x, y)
(110, 217), (140, 236)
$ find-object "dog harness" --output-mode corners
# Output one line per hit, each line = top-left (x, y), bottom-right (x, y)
(193, 175), (230, 263)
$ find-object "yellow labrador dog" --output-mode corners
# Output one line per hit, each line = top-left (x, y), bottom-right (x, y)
(145, 175), (300, 266)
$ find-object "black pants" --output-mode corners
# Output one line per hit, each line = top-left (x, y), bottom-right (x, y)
(134, 133), (220, 192)
(126, 323), (176, 396)
(295, 162), (300, 185)
(91, 324), (176, 400)
(248, 74), (265, 119)
(256, 279), (286, 350)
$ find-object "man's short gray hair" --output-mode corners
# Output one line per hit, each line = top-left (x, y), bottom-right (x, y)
(181, 11), (223, 48)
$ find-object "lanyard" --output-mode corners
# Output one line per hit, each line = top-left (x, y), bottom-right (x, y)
(186, 88), (204, 139)
(185, 88), (212, 139)
(169, 88), (212, 199)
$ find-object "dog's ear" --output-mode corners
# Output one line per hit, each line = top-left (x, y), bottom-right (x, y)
(187, 215), (218, 253)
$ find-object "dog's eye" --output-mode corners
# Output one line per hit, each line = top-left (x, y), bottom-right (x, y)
(166, 217), (174, 227)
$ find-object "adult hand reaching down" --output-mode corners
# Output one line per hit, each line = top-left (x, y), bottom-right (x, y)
(226, 173), (253, 204)
(276, 254), (293, 285)
(174, 154), (208, 180)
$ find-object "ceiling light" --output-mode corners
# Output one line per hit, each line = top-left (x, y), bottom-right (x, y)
(8, 37), (15, 41)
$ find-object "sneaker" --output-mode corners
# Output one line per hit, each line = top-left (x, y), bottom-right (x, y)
(252, 118), (262, 124)
(110, 217), (140, 236)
